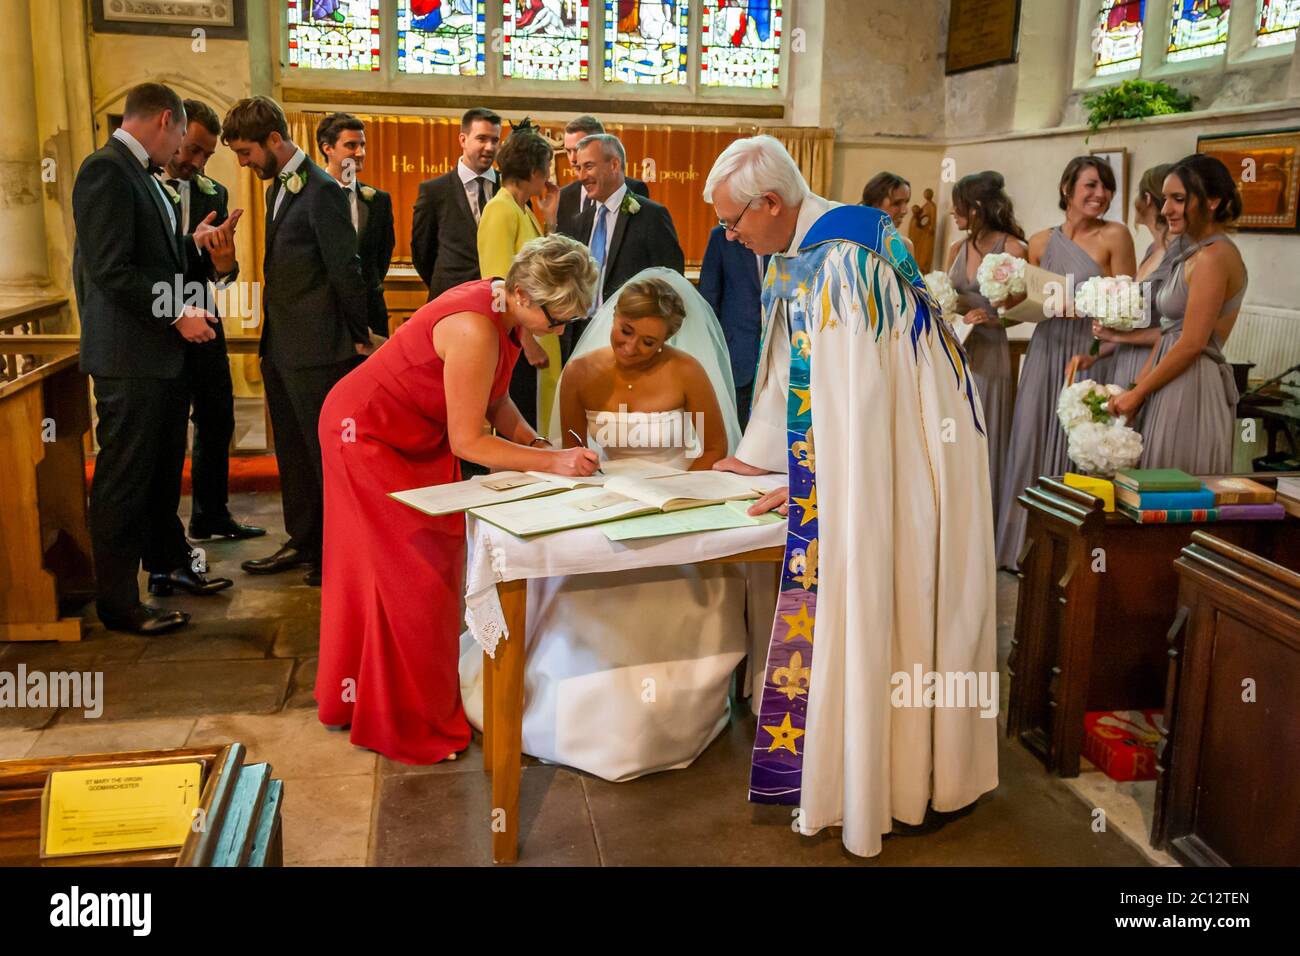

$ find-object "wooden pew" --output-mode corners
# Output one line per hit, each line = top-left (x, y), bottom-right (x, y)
(1006, 474), (1300, 776)
(0, 338), (93, 642)
(0, 743), (284, 867)
(1152, 532), (1300, 866)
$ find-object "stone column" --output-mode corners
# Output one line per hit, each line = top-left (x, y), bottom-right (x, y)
(0, 0), (50, 290)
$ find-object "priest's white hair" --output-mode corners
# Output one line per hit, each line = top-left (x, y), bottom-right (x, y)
(703, 135), (809, 207)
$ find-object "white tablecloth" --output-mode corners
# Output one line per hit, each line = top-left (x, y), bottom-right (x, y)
(463, 483), (788, 657)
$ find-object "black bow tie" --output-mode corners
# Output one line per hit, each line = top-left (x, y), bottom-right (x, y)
(147, 162), (164, 175)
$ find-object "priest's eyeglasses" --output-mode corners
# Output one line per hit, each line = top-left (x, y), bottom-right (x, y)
(718, 198), (756, 234)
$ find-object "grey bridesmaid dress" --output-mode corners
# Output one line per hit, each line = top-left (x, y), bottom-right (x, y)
(994, 227), (1104, 569)
(949, 235), (1012, 523)
(1138, 233), (1247, 474)
(1107, 235), (1187, 392)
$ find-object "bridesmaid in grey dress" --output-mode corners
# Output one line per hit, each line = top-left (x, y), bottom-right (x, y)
(1074, 164), (1186, 406)
(1109, 154), (1248, 474)
(994, 156), (1137, 569)
(944, 171), (1027, 525)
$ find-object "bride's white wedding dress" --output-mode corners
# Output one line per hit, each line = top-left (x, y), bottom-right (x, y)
(458, 408), (753, 781)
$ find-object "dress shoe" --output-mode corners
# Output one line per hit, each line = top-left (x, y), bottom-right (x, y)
(241, 545), (315, 576)
(148, 566), (235, 596)
(99, 604), (190, 636)
(303, 566), (322, 587)
(189, 514), (267, 540)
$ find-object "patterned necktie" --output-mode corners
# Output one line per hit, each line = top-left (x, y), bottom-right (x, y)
(475, 176), (488, 222)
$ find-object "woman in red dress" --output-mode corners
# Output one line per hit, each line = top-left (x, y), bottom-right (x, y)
(316, 234), (600, 764)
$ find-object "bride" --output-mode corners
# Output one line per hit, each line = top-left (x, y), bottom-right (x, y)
(459, 268), (770, 781)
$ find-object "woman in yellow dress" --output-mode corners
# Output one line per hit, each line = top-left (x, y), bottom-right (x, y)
(477, 125), (563, 432)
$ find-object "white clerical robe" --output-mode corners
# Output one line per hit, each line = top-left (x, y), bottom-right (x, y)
(760, 216), (999, 858)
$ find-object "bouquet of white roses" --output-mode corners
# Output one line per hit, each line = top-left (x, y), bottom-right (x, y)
(1074, 275), (1147, 355)
(922, 270), (959, 319)
(1056, 379), (1143, 476)
(975, 252), (1027, 307)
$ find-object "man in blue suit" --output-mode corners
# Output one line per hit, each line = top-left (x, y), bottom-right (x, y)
(698, 224), (767, 430)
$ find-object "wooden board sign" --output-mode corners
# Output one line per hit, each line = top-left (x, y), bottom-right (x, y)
(946, 0), (1022, 75)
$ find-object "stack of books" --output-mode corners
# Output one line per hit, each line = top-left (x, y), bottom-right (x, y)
(1278, 476), (1300, 518)
(1204, 476), (1286, 521)
(1114, 469), (1215, 523)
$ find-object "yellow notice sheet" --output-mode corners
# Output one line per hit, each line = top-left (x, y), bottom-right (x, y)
(42, 762), (202, 857)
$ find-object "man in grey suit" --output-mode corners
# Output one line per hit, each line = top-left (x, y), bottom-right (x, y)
(221, 95), (370, 586)
(410, 107), (501, 300)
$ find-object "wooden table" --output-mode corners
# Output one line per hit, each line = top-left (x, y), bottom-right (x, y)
(1007, 475), (1300, 776)
(479, 545), (785, 864)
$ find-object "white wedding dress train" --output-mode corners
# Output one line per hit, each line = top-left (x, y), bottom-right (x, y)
(458, 410), (761, 782)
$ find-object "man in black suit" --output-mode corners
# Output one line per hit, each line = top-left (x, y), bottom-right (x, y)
(315, 112), (395, 338)
(558, 133), (684, 358)
(162, 98), (266, 542)
(697, 224), (769, 430)
(556, 115), (648, 242)
(73, 83), (236, 635)
(221, 96), (370, 586)
(410, 107), (501, 300)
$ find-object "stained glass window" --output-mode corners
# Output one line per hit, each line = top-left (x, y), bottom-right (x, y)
(1094, 0), (1146, 74)
(397, 0), (486, 75)
(1257, 0), (1300, 46)
(503, 0), (590, 81)
(1168, 0), (1231, 61)
(700, 1), (782, 88)
(604, 1), (690, 85)
(286, 0), (379, 71)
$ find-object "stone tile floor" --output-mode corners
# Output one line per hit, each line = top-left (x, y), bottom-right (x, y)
(0, 492), (1161, 866)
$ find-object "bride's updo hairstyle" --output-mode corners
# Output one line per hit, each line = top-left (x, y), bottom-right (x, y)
(615, 277), (686, 338)
(505, 233), (600, 322)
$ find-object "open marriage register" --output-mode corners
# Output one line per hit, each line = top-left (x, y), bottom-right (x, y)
(467, 470), (766, 537)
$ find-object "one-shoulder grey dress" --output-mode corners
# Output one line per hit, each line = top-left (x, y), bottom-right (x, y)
(949, 235), (1012, 523)
(1107, 235), (1188, 393)
(1138, 233), (1247, 474)
(994, 227), (1104, 569)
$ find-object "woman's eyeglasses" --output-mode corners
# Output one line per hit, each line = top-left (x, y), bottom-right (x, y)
(541, 303), (579, 329)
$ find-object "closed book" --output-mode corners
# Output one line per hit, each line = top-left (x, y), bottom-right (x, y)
(1114, 486), (1213, 511)
(1217, 503), (1287, 521)
(1063, 473), (1114, 512)
(1204, 476), (1276, 505)
(1113, 467), (1201, 493)
(1277, 476), (1300, 500)
(1119, 505), (1216, 524)
(1278, 495), (1300, 518)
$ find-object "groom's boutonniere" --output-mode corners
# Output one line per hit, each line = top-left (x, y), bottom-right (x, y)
(194, 174), (217, 196)
(279, 168), (307, 195)
(620, 192), (641, 216)
(359, 185), (376, 202)
(156, 175), (180, 204)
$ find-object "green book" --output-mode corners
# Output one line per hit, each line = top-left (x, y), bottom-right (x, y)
(1113, 468), (1201, 493)
(1119, 505), (1217, 525)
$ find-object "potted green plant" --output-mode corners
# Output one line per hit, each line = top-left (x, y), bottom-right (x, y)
(1082, 79), (1196, 136)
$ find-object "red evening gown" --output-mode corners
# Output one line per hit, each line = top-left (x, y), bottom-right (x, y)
(315, 280), (521, 764)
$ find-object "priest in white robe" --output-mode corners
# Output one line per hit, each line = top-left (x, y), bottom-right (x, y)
(705, 136), (999, 858)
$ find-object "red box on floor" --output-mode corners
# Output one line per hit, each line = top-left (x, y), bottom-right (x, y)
(1082, 710), (1164, 781)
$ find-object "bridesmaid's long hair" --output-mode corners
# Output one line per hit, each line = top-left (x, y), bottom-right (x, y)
(952, 171), (1025, 243)
(1167, 153), (1243, 231)
(861, 171), (909, 208)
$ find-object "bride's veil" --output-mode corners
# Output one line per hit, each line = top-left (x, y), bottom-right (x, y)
(546, 267), (743, 453)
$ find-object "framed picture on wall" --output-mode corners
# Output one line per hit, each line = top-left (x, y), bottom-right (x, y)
(1197, 128), (1300, 232)
(92, 0), (246, 39)
(1090, 148), (1129, 226)
(946, 0), (1022, 74)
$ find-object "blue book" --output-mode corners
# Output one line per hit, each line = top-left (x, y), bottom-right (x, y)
(1115, 486), (1215, 511)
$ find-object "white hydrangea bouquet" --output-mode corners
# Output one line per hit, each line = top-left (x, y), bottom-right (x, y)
(975, 252), (1027, 308)
(1074, 275), (1148, 355)
(1056, 379), (1143, 476)
(923, 271), (959, 318)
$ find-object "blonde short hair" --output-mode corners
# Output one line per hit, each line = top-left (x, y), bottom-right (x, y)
(615, 276), (685, 338)
(505, 234), (599, 320)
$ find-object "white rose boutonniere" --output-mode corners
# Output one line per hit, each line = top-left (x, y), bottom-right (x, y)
(157, 176), (180, 204)
(620, 192), (641, 216)
(359, 185), (376, 202)
(194, 174), (217, 196)
(280, 168), (307, 195)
